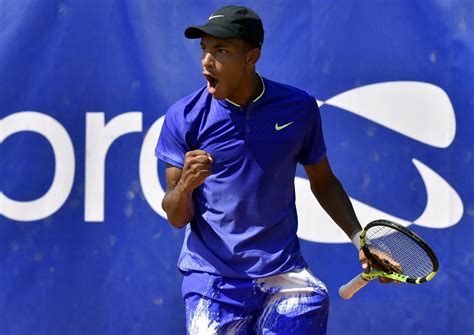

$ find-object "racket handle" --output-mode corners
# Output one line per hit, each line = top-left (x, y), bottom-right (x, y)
(339, 274), (369, 299)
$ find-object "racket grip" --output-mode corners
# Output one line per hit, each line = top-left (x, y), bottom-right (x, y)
(339, 274), (369, 300)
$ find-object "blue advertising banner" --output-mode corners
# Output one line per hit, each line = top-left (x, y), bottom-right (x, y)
(1, 1), (473, 334)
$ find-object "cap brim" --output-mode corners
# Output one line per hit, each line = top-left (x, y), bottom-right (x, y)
(184, 24), (238, 40)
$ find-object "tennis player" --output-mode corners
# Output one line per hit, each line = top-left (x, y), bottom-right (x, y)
(156, 5), (367, 334)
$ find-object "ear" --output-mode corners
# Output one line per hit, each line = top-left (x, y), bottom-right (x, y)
(246, 48), (261, 65)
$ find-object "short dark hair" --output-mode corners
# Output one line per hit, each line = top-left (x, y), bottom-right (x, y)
(242, 39), (261, 51)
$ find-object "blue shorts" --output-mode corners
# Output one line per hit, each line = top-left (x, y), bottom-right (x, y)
(182, 268), (329, 334)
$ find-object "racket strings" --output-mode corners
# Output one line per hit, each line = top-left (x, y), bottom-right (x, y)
(365, 226), (434, 279)
(369, 228), (433, 277)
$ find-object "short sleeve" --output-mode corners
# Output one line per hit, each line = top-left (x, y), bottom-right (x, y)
(154, 107), (189, 168)
(296, 97), (327, 165)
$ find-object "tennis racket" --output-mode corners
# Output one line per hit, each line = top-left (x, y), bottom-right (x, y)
(339, 219), (439, 299)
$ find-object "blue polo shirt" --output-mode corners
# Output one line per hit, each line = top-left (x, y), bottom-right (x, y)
(155, 75), (326, 278)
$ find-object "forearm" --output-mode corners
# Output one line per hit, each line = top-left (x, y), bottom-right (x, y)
(162, 182), (195, 228)
(310, 177), (362, 240)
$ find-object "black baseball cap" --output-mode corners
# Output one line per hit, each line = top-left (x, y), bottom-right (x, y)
(184, 5), (264, 48)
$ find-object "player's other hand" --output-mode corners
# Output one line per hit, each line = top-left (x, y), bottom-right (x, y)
(358, 247), (402, 284)
(179, 150), (213, 192)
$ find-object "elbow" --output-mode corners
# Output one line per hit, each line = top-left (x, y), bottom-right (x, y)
(161, 193), (193, 228)
(162, 205), (190, 228)
(167, 217), (189, 229)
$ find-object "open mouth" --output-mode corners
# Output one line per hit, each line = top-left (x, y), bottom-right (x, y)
(204, 73), (219, 93)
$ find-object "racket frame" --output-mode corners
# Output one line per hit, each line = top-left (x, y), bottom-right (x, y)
(361, 219), (439, 284)
(339, 219), (439, 299)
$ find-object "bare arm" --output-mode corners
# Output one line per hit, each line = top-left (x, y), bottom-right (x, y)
(161, 150), (213, 228)
(304, 157), (362, 240)
(161, 164), (194, 228)
(304, 157), (372, 270)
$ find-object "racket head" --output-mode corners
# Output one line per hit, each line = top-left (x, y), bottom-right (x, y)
(361, 219), (439, 284)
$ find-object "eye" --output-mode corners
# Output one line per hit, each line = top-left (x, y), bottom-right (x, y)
(217, 48), (228, 54)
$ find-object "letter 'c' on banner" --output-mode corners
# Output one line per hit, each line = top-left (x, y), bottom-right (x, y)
(0, 112), (75, 221)
(139, 115), (167, 219)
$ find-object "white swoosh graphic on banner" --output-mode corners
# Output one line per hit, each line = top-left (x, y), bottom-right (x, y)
(318, 81), (456, 148)
(297, 81), (463, 243)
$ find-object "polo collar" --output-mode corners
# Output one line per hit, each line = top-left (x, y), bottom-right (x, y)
(224, 72), (265, 107)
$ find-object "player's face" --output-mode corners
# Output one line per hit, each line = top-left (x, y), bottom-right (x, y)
(200, 35), (252, 100)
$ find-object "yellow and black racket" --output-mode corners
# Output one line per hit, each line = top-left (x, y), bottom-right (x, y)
(339, 219), (439, 299)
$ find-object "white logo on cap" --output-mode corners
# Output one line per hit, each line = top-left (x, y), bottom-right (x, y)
(209, 15), (224, 20)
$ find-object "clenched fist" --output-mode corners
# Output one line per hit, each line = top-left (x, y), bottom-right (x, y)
(178, 150), (213, 192)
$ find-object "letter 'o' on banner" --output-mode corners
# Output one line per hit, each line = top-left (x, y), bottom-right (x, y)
(0, 112), (75, 221)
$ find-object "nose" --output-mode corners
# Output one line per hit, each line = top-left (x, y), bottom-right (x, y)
(201, 51), (215, 69)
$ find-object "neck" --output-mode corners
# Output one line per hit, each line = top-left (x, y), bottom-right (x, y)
(227, 71), (262, 107)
